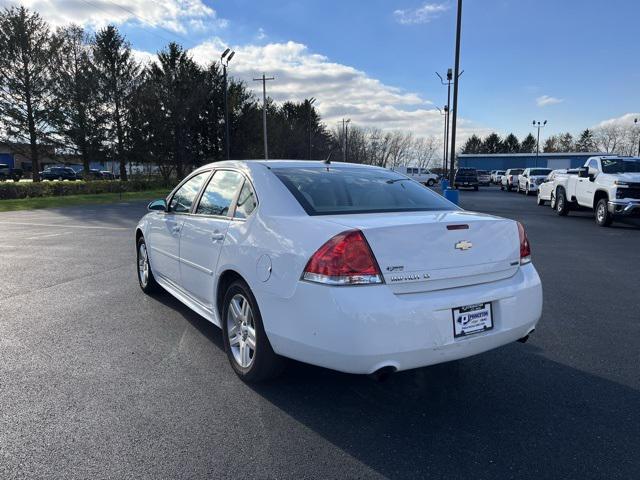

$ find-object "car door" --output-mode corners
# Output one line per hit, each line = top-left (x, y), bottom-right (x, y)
(577, 159), (599, 206)
(179, 169), (246, 308)
(147, 171), (209, 285)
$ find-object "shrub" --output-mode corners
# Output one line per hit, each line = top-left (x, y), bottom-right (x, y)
(0, 179), (171, 200)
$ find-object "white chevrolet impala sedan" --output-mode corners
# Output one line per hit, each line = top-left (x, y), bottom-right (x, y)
(136, 161), (542, 381)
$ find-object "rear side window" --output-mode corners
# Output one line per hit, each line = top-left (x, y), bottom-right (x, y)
(273, 167), (455, 216)
(234, 181), (258, 219)
(169, 172), (208, 213)
(196, 170), (244, 216)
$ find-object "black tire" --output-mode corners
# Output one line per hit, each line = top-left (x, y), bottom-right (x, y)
(537, 195), (545, 206)
(506, 184), (512, 192)
(222, 280), (284, 382)
(525, 186), (531, 196)
(136, 236), (161, 293)
(550, 192), (556, 209)
(427, 179), (435, 186)
(595, 198), (613, 227)
(556, 189), (569, 216)
(500, 185), (504, 191)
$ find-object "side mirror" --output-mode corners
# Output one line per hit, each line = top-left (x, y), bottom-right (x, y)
(148, 199), (167, 211)
(577, 167), (589, 178)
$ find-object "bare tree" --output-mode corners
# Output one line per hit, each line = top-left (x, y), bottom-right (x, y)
(412, 136), (440, 169)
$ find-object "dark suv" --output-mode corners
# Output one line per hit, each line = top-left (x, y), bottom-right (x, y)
(39, 167), (78, 181)
(454, 168), (479, 190)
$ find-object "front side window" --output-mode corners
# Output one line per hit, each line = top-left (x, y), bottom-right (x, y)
(234, 181), (258, 219)
(169, 172), (208, 213)
(196, 170), (245, 216)
(588, 159), (599, 171)
(273, 167), (456, 216)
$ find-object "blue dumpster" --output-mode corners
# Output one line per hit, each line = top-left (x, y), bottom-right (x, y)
(444, 187), (459, 205)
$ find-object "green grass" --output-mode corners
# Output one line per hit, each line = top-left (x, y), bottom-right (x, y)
(0, 189), (169, 212)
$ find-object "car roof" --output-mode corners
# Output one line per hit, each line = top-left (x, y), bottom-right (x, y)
(192, 159), (389, 174)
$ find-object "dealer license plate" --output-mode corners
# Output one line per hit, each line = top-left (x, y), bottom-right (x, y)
(452, 303), (493, 338)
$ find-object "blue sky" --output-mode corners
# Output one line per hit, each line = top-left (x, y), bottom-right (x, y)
(9, 0), (640, 143)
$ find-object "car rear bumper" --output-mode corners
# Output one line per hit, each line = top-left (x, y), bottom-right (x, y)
(260, 264), (542, 374)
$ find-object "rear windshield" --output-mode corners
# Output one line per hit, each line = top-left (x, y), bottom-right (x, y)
(509, 169), (524, 174)
(601, 158), (640, 173)
(529, 169), (552, 176)
(273, 167), (456, 215)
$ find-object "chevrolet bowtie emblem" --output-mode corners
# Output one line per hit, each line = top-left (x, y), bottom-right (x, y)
(455, 240), (473, 251)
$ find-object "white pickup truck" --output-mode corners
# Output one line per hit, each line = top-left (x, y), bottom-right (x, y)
(551, 156), (640, 226)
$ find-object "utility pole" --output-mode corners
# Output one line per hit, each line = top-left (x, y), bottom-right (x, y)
(635, 118), (639, 156)
(220, 48), (235, 160)
(533, 120), (547, 167)
(448, 0), (463, 186)
(253, 74), (275, 159)
(306, 98), (316, 160)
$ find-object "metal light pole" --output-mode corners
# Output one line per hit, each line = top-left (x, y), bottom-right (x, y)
(220, 48), (235, 160)
(533, 120), (547, 167)
(448, 0), (463, 186)
(253, 74), (275, 159)
(341, 118), (351, 162)
(436, 105), (448, 175)
(307, 98), (316, 160)
(635, 118), (639, 156)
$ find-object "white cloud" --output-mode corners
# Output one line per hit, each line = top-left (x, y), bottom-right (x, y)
(5, 0), (224, 34)
(593, 112), (639, 128)
(536, 95), (563, 107)
(187, 38), (486, 146)
(256, 27), (267, 41)
(394, 2), (449, 25)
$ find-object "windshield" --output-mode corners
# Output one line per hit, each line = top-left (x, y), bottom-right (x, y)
(601, 158), (640, 173)
(273, 167), (456, 215)
(530, 169), (552, 176)
(509, 169), (524, 175)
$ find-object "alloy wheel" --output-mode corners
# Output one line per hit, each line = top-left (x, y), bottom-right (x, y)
(226, 293), (256, 368)
(138, 243), (149, 287)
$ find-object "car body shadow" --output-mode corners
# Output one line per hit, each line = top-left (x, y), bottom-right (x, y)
(152, 291), (639, 479)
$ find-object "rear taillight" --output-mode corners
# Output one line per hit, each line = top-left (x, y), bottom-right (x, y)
(517, 222), (531, 265)
(302, 230), (383, 285)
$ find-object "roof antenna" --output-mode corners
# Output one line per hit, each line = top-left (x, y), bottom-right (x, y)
(324, 149), (334, 165)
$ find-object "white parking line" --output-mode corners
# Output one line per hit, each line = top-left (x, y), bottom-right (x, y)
(0, 221), (129, 231)
(24, 232), (73, 240)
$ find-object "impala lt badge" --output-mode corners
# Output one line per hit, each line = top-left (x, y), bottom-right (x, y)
(455, 240), (473, 251)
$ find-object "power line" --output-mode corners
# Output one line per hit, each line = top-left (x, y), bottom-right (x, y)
(77, 0), (189, 45)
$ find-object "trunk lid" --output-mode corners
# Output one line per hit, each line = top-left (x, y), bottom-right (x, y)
(323, 210), (521, 294)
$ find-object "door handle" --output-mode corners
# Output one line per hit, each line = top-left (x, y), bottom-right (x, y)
(211, 232), (225, 242)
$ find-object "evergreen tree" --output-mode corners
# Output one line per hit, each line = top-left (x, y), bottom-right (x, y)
(93, 25), (139, 180)
(0, 6), (60, 180)
(461, 134), (482, 154)
(575, 129), (597, 152)
(502, 133), (520, 153)
(520, 133), (537, 153)
(51, 25), (106, 175)
(482, 133), (503, 154)
(558, 132), (574, 152)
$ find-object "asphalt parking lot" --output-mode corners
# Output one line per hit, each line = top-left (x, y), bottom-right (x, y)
(1, 188), (638, 480)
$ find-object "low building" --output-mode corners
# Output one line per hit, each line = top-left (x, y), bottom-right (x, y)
(0, 142), (57, 173)
(457, 152), (607, 171)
